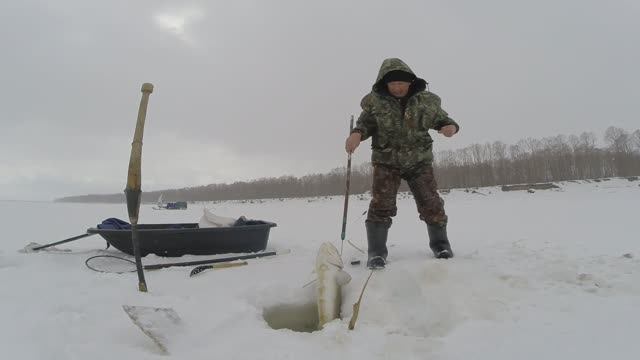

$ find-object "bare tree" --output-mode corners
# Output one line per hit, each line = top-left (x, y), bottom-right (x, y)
(604, 126), (635, 176)
(632, 129), (640, 152)
(58, 127), (640, 203)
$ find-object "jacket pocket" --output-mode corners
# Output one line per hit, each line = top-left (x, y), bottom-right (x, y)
(372, 148), (393, 163)
(371, 112), (395, 150)
(419, 105), (438, 129)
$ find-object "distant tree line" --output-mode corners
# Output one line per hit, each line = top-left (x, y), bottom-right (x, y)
(57, 126), (640, 203)
(434, 126), (640, 188)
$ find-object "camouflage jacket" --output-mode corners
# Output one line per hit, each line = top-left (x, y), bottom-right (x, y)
(353, 58), (460, 169)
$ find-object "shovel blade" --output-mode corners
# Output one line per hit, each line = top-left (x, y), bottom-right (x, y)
(122, 305), (181, 354)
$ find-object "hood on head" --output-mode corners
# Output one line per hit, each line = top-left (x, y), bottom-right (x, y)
(372, 58), (427, 95)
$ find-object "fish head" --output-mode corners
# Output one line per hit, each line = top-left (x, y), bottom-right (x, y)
(316, 242), (344, 269)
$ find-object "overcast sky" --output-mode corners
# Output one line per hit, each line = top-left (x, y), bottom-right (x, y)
(1, 0), (638, 200)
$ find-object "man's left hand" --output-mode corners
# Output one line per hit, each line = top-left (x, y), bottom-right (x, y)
(438, 125), (457, 137)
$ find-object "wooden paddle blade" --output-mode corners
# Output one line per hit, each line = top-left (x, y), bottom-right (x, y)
(123, 305), (181, 354)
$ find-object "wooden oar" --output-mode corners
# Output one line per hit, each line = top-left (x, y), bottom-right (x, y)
(125, 83), (154, 292)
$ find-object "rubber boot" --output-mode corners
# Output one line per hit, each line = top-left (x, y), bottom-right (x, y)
(365, 221), (389, 269)
(427, 223), (454, 259)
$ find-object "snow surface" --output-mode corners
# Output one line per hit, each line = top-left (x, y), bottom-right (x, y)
(1, 178), (639, 359)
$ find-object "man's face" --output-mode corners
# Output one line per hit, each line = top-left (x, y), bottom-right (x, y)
(386, 81), (411, 98)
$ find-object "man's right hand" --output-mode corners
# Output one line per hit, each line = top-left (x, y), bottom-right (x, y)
(345, 132), (362, 154)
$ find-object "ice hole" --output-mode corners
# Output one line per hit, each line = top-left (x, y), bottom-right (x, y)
(263, 301), (319, 333)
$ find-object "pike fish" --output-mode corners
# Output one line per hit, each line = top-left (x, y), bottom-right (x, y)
(315, 242), (351, 328)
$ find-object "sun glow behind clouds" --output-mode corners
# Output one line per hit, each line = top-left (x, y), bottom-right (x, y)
(153, 7), (203, 46)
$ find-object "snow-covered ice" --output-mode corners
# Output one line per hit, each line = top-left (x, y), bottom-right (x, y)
(1, 178), (639, 359)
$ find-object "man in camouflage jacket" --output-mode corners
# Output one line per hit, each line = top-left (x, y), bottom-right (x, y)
(345, 58), (459, 269)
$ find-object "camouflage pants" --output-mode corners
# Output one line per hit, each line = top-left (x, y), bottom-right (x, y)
(367, 164), (447, 226)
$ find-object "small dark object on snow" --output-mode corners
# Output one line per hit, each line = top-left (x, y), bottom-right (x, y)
(165, 201), (187, 209)
(622, 253), (634, 259)
(501, 183), (559, 192)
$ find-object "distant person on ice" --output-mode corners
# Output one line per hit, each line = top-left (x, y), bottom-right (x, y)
(345, 58), (460, 269)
